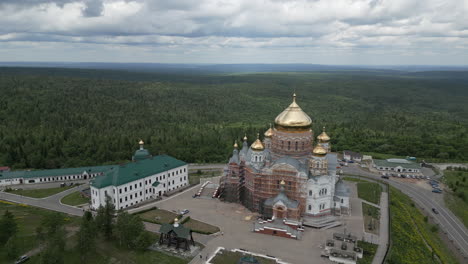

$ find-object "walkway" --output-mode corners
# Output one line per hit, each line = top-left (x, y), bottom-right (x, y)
(372, 192), (389, 264)
(0, 184), (88, 216)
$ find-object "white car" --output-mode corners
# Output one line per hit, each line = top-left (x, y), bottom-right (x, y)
(180, 209), (190, 215)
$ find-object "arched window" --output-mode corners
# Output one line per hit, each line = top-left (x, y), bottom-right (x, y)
(302, 142), (305, 150)
(341, 198), (344, 203)
(281, 141), (284, 149)
(309, 190), (312, 196)
(288, 141), (291, 150)
(308, 205), (311, 211)
(295, 141), (298, 151)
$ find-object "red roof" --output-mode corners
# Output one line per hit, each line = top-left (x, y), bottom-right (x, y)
(0, 166), (10, 171)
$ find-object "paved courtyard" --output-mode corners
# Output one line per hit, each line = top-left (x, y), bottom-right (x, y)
(154, 178), (365, 264)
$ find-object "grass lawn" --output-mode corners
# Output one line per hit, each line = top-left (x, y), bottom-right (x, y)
(362, 203), (380, 235)
(443, 169), (468, 228)
(0, 200), (80, 263)
(357, 241), (378, 264)
(136, 208), (179, 225)
(6, 185), (75, 198)
(386, 186), (458, 264)
(357, 182), (382, 205)
(343, 176), (366, 182)
(61, 191), (90, 206)
(183, 217), (220, 234)
(28, 232), (189, 264)
(211, 250), (278, 264)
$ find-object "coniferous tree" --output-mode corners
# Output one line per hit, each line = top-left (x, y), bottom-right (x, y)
(77, 211), (96, 260)
(95, 195), (115, 240)
(5, 235), (19, 260)
(0, 210), (17, 245)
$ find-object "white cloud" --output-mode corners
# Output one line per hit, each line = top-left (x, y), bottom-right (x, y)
(0, 0), (467, 64)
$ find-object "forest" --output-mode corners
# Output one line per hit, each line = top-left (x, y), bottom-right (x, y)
(0, 67), (467, 170)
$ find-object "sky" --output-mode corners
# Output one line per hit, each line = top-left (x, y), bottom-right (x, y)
(0, 0), (467, 65)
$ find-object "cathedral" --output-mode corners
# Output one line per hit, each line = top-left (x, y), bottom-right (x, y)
(220, 94), (350, 220)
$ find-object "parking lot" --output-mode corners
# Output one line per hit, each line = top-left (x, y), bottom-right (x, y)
(155, 178), (365, 264)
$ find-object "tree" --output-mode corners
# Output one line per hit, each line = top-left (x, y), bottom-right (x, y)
(39, 213), (66, 264)
(136, 231), (153, 251)
(114, 212), (145, 249)
(0, 210), (18, 245)
(5, 236), (19, 260)
(95, 195), (115, 240)
(77, 211), (96, 260)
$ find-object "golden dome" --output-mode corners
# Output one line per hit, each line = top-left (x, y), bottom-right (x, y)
(317, 127), (330, 142)
(280, 180), (286, 185)
(313, 145), (327, 156)
(274, 93), (312, 130)
(243, 134), (248, 141)
(233, 140), (238, 148)
(264, 125), (274, 138)
(139, 139), (144, 145)
(251, 133), (265, 151)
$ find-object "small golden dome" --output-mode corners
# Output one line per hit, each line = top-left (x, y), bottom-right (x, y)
(317, 127), (330, 142)
(139, 139), (144, 145)
(264, 127), (274, 138)
(313, 145), (327, 156)
(174, 218), (179, 222)
(251, 133), (265, 151)
(280, 180), (286, 185)
(233, 140), (238, 148)
(274, 93), (312, 130)
(243, 134), (248, 141)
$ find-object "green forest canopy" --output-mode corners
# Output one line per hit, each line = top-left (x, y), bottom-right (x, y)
(0, 67), (467, 169)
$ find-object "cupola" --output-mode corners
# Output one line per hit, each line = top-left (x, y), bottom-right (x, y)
(251, 133), (265, 151)
(274, 93), (312, 131)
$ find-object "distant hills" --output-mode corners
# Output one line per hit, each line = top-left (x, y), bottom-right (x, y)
(0, 62), (467, 74)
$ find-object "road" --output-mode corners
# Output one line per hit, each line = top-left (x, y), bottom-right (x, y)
(342, 164), (468, 258)
(0, 184), (87, 216)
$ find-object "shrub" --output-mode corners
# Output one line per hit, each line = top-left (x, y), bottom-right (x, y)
(181, 216), (191, 224)
(134, 206), (158, 215)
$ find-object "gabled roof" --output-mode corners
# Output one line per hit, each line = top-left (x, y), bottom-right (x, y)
(0, 165), (115, 180)
(264, 188), (299, 209)
(159, 223), (191, 239)
(374, 159), (420, 169)
(343, 150), (362, 158)
(90, 155), (186, 188)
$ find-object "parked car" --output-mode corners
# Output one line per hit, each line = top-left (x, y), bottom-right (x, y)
(432, 189), (442, 193)
(381, 175), (389, 179)
(180, 209), (190, 215)
(432, 208), (439, 214)
(15, 255), (29, 264)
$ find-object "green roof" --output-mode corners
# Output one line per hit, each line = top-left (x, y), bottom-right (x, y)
(374, 159), (421, 169)
(159, 223), (191, 239)
(133, 148), (151, 161)
(0, 165), (115, 181)
(90, 155), (186, 188)
(152, 181), (160, 187)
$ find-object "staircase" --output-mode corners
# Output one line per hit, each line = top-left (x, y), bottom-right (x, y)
(302, 215), (342, 229)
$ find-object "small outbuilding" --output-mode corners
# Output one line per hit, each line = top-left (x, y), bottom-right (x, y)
(159, 218), (195, 251)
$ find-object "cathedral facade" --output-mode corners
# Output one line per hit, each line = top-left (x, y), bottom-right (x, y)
(220, 94), (350, 219)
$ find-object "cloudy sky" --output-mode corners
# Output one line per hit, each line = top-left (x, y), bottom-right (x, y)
(0, 0), (467, 64)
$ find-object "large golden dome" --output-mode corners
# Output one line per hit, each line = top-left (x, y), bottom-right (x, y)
(317, 127), (330, 142)
(274, 93), (312, 130)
